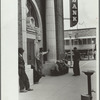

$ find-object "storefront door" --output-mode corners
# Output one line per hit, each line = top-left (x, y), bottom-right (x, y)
(27, 38), (35, 65)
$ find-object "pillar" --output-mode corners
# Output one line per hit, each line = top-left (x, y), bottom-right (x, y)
(54, 0), (64, 60)
(18, 0), (23, 47)
(46, 0), (57, 62)
(21, 0), (27, 63)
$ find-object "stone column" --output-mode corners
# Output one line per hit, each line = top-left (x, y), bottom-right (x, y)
(46, 0), (57, 62)
(21, 0), (27, 63)
(18, 0), (22, 47)
(55, 0), (64, 60)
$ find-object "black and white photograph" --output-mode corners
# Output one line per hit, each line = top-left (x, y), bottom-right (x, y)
(1, 0), (99, 100)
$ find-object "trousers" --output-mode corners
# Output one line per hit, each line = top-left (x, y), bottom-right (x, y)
(19, 68), (30, 90)
(73, 60), (80, 75)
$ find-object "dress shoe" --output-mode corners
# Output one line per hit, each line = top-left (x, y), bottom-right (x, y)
(72, 74), (77, 76)
(72, 74), (80, 76)
(42, 74), (45, 77)
(27, 88), (33, 91)
(77, 74), (80, 76)
(34, 82), (39, 84)
(20, 89), (27, 93)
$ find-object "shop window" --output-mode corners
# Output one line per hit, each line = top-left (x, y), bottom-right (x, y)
(65, 40), (69, 45)
(92, 38), (96, 44)
(87, 38), (91, 44)
(83, 39), (86, 44)
(72, 40), (74, 45)
(74, 40), (78, 45)
(79, 39), (82, 45)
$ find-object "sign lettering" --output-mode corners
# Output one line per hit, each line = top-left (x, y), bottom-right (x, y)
(72, 10), (77, 15)
(70, 0), (78, 27)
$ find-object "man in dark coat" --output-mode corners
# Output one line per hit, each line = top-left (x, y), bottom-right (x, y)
(73, 47), (80, 76)
(18, 48), (33, 92)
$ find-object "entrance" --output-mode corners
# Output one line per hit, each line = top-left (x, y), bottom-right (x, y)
(27, 38), (35, 65)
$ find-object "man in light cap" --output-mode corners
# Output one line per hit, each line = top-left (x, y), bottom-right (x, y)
(18, 48), (33, 92)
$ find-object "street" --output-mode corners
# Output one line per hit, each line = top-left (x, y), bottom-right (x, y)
(19, 60), (97, 100)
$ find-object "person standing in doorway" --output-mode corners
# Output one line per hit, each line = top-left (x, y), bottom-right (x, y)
(18, 48), (33, 92)
(72, 47), (80, 76)
(36, 48), (49, 77)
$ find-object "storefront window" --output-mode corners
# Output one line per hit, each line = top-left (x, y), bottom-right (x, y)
(66, 40), (69, 45)
(87, 38), (91, 44)
(79, 39), (82, 45)
(92, 38), (96, 44)
(83, 39), (86, 44)
(74, 39), (78, 45)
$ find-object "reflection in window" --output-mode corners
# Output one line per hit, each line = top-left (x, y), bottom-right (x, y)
(74, 40), (78, 45)
(92, 38), (96, 44)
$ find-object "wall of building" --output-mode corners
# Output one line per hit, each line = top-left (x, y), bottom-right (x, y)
(64, 28), (96, 51)
(18, 0), (23, 47)
(64, 38), (96, 50)
(18, 0), (45, 64)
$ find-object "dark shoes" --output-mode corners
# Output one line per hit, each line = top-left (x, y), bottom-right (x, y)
(27, 88), (33, 91)
(20, 89), (27, 93)
(20, 88), (33, 93)
(41, 74), (45, 77)
(72, 74), (77, 76)
(72, 74), (80, 76)
(34, 82), (39, 84)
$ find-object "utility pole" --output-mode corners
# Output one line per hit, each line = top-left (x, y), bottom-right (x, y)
(69, 33), (73, 67)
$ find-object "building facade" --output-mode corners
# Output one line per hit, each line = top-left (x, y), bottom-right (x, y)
(18, 0), (64, 67)
(64, 28), (96, 59)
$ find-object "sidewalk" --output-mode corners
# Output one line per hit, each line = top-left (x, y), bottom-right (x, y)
(19, 60), (96, 100)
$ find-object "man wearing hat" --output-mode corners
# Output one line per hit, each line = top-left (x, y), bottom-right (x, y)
(18, 48), (33, 92)
(73, 47), (80, 76)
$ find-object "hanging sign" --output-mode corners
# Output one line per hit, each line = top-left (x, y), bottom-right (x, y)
(70, 0), (78, 27)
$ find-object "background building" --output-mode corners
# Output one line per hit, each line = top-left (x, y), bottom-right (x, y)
(18, 0), (65, 84)
(64, 28), (96, 60)
(18, 0), (64, 66)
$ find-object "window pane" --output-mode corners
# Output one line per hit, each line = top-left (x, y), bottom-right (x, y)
(74, 40), (78, 45)
(88, 39), (91, 44)
(79, 39), (82, 45)
(66, 40), (69, 45)
(72, 40), (73, 45)
(92, 38), (96, 44)
(83, 39), (86, 44)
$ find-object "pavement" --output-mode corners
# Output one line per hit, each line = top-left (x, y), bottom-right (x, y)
(19, 60), (97, 100)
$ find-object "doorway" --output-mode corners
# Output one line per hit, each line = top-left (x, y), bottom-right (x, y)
(27, 38), (35, 65)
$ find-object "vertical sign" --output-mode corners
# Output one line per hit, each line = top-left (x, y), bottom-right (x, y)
(70, 0), (78, 27)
